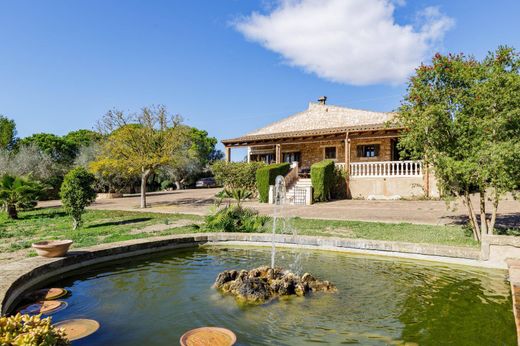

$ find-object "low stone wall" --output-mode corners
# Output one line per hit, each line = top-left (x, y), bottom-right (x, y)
(349, 176), (425, 198)
(481, 235), (520, 266)
(0, 233), (485, 315)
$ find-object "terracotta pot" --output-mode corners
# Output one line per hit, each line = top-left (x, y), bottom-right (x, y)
(32, 240), (73, 258)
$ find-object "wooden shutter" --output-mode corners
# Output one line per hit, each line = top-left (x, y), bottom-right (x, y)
(356, 145), (363, 157)
(374, 144), (380, 157)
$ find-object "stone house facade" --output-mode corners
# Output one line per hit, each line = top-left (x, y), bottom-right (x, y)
(222, 98), (438, 200)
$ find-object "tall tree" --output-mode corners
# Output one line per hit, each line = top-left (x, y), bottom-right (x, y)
(64, 129), (103, 148)
(18, 133), (77, 165)
(396, 47), (520, 241)
(0, 115), (17, 150)
(94, 106), (190, 208)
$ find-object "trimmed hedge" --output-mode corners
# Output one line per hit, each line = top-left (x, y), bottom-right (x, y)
(256, 163), (290, 203)
(311, 160), (335, 202)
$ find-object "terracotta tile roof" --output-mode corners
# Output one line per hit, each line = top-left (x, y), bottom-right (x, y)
(222, 102), (396, 145)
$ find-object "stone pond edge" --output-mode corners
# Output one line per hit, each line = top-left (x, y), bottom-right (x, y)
(0, 232), (488, 315)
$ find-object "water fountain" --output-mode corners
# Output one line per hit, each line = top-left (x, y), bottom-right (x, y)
(271, 175), (286, 269)
(214, 175), (336, 304)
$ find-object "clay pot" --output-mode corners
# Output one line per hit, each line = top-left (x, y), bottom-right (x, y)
(32, 240), (73, 258)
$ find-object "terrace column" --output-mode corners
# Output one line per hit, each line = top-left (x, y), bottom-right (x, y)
(275, 144), (282, 164)
(345, 132), (351, 198)
(225, 146), (231, 162)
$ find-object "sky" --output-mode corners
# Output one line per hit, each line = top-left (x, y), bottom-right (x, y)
(1, 0), (519, 159)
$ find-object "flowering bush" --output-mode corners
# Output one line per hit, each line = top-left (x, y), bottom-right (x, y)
(0, 313), (69, 346)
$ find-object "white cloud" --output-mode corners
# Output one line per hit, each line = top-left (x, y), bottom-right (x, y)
(234, 0), (454, 85)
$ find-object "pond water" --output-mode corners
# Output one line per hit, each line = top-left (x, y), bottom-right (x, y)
(40, 246), (515, 345)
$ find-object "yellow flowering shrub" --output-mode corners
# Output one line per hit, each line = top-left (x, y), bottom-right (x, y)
(0, 313), (69, 346)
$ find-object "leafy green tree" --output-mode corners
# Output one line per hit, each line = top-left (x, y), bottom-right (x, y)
(64, 129), (103, 148)
(18, 133), (77, 165)
(0, 115), (17, 150)
(94, 106), (190, 208)
(0, 175), (42, 219)
(60, 167), (97, 230)
(163, 128), (222, 188)
(396, 47), (520, 240)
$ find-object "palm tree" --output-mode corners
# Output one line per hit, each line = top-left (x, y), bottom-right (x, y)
(0, 175), (42, 219)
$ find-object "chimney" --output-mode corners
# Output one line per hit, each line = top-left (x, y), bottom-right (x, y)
(318, 96), (327, 105)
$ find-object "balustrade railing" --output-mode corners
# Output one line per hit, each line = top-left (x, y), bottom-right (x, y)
(349, 160), (423, 177)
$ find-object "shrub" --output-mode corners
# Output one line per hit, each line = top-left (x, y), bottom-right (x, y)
(331, 167), (348, 200)
(211, 161), (265, 192)
(0, 313), (70, 346)
(60, 167), (97, 230)
(0, 174), (42, 219)
(223, 187), (253, 207)
(311, 160), (335, 202)
(203, 205), (269, 232)
(255, 163), (291, 203)
(160, 179), (175, 190)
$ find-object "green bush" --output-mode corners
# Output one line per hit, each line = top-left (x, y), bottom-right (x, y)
(255, 163), (291, 203)
(160, 179), (175, 190)
(331, 167), (348, 200)
(203, 205), (269, 232)
(311, 160), (335, 202)
(211, 161), (265, 193)
(60, 167), (97, 230)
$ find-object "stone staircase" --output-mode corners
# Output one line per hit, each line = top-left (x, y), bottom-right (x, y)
(286, 178), (312, 205)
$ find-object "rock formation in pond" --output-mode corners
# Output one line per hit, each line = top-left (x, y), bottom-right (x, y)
(214, 266), (336, 304)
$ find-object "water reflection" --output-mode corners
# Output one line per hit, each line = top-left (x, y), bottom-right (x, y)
(43, 246), (515, 346)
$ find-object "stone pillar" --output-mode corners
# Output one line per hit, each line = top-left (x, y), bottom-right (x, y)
(225, 147), (231, 162)
(247, 147), (251, 163)
(305, 186), (313, 205)
(268, 185), (275, 204)
(275, 144), (281, 164)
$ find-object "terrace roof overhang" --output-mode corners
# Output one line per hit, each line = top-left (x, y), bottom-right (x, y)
(222, 124), (404, 148)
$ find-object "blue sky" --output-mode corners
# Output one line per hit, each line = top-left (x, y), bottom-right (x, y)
(1, 0), (519, 158)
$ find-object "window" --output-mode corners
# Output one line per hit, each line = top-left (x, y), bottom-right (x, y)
(357, 144), (380, 158)
(283, 152), (301, 164)
(324, 147), (337, 159)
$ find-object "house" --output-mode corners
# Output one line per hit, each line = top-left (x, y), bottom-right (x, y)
(222, 97), (438, 201)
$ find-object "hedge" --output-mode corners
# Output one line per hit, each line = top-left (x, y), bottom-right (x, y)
(255, 163), (291, 203)
(311, 160), (335, 202)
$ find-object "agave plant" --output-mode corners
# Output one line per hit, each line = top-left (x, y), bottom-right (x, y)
(0, 174), (42, 219)
(223, 188), (253, 208)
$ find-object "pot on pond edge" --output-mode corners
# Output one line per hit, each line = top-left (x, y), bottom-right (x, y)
(32, 240), (73, 258)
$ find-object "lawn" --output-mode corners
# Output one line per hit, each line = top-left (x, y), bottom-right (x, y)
(289, 218), (478, 247)
(0, 206), (477, 262)
(0, 207), (203, 256)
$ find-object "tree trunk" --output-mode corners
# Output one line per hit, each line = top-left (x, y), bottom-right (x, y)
(140, 169), (152, 208)
(464, 193), (480, 242)
(479, 190), (488, 235)
(72, 217), (79, 230)
(489, 189), (500, 234)
(6, 204), (18, 219)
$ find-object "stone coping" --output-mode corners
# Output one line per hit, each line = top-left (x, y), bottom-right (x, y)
(507, 259), (520, 345)
(0, 233), (483, 315)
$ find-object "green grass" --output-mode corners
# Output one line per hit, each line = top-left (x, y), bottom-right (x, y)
(0, 207), (478, 259)
(0, 207), (203, 253)
(286, 218), (478, 247)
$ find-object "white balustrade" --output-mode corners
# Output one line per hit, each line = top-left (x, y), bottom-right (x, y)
(349, 160), (423, 177)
